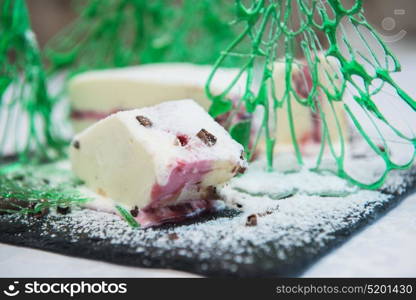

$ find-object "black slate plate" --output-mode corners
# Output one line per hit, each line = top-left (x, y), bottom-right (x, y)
(0, 168), (415, 277)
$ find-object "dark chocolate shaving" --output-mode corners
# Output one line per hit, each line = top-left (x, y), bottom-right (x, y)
(197, 129), (217, 146)
(136, 115), (152, 127)
(238, 166), (247, 174)
(73, 140), (80, 149)
(245, 214), (257, 226)
(168, 233), (179, 240)
(130, 206), (139, 218)
(57, 206), (70, 215)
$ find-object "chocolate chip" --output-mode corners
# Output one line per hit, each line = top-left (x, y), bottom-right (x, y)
(168, 233), (179, 240)
(73, 140), (80, 149)
(245, 214), (257, 226)
(197, 129), (217, 146)
(57, 206), (70, 215)
(236, 203), (243, 209)
(130, 206), (139, 217)
(136, 115), (152, 127)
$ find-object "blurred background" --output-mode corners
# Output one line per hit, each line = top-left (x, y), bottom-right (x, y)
(27, 0), (416, 48)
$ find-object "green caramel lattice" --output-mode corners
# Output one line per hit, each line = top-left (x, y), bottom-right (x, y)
(0, 0), (65, 168)
(206, 0), (416, 189)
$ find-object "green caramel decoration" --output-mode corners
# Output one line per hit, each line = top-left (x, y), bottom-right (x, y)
(0, 0), (65, 168)
(206, 0), (416, 189)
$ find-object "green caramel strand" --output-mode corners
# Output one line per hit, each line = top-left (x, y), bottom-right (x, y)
(206, 0), (416, 189)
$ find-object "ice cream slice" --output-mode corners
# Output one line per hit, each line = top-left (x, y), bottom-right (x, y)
(70, 99), (247, 227)
(69, 63), (242, 132)
(69, 61), (347, 158)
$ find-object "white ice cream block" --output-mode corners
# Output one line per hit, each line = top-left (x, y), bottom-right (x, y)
(70, 100), (247, 227)
(69, 63), (242, 132)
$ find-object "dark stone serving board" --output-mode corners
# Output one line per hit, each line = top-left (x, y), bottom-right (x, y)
(0, 168), (415, 278)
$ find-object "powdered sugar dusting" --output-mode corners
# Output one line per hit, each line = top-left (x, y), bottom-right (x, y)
(1, 158), (414, 276)
(0, 178), (396, 276)
(223, 165), (357, 201)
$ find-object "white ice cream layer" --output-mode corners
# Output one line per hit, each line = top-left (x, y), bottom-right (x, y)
(69, 63), (241, 127)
